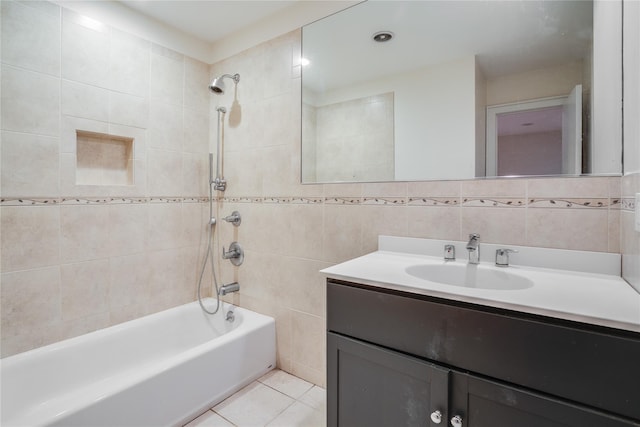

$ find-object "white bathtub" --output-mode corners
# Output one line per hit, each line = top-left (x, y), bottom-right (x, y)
(0, 299), (276, 427)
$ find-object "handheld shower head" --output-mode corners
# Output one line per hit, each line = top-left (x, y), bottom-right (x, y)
(209, 73), (240, 95)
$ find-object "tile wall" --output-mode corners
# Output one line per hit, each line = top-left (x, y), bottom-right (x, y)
(0, 1), (633, 392)
(211, 30), (622, 386)
(307, 92), (395, 182)
(621, 0), (640, 293)
(0, 0), (212, 356)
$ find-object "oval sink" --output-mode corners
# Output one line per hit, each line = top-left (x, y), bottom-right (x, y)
(405, 263), (534, 290)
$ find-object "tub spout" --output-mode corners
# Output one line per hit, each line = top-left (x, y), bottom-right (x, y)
(219, 282), (240, 296)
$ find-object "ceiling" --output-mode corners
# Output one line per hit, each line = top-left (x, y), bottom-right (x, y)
(302, 1), (593, 94)
(119, 0), (299, 43)
(116, 0), (593, 98)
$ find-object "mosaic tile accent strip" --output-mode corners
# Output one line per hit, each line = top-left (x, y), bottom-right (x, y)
(407, 197), (459, 206)
(108, 198), (150, 204)
(527, 198), (612, 209)
(461, 198), (525, 208)
(292, 197), (324, 204)
(0, 197), (208, 206)
(0, 198), (60, 206)
(59, 198), (111, 205)
(324, 197), (362, 205)
(220, 197), (263, 203)
(2, 195), (624, 211)
(361, 197), (407, 206)
(285, 197), (324, 204)
(621, 197), (636, 212)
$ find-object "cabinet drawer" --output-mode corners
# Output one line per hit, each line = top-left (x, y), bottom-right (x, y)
(327, 279), (640, 420)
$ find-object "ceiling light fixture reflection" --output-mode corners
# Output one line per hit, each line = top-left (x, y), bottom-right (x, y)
(372, 31), (394, 42)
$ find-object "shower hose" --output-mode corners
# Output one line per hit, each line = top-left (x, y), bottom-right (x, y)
(196, 181), (221, 315)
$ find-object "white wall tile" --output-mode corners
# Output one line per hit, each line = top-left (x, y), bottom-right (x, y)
(147, 149), (183, 196)
(61, 8), (109, 87)
(108, 203), (148, 256)
(182, 153), (208, 197)
(184, 108), (209, 154)
(1, 65), (60, 136)
(109, 253), (151, 308)
(60, 205), (110, 263)
(1, 131), (59, 197)
(184, 57), (210, 111)
(1, 0), (60, 76)
(109, 29), (150, 97)
(1, 267), (61, 343)
(60, 259), (109, 321)
(150, 44), (184, 106)
(61, 80), (109, 122)
(108, 91), (148, 128)
(1, 206), (61, 272)
(147, 203), (183, 250)
(148, 102), (183, 151)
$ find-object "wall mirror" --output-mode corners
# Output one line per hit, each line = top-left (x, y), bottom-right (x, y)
(301, 0), (623, 183)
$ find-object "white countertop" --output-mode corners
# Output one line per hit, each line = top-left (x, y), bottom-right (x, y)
(321, 245), (640, 334)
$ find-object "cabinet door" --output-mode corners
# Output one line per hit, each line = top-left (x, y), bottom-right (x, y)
(451, 373), (640, 427)
(328, 332), (449, 427)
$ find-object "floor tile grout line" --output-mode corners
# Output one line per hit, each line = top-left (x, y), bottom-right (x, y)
(183, 371), (326, 427)
(211, 409), (238, 427)
(264, 398), (298, 427)
(259, 380), (314, 401)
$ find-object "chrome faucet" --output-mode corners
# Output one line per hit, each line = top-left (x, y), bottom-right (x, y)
(466, 233), (480, 264)
(219, 282), (240, 296)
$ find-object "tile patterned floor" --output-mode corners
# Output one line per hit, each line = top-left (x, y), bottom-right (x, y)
(183, 370), (326, 427)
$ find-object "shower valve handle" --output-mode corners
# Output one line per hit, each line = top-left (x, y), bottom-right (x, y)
(223, 211), (241, 226)
(222, 242), (244, 266)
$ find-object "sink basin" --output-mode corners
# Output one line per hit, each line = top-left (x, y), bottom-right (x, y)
(405, 263), (534, 290)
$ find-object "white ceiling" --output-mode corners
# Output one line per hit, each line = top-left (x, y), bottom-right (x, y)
(119, 0), (299, 43)
(302, 1), (593, 93)
(116, 0), (592, 96)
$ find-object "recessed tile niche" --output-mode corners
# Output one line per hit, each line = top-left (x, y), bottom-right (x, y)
(76, 131), (134, 186)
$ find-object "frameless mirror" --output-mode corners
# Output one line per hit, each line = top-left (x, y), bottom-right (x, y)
(301, 0), (623, 183)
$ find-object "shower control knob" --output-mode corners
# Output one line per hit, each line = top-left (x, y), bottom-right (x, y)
(223, 211), (241, 226)
(450, 415), (463, 427)
(430, 410), (442, 424)
(222, 242), (244, 266)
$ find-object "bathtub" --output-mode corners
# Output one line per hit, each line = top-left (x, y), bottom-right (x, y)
(0, 299), (276, 427)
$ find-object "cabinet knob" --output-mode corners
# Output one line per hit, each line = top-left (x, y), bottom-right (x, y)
(430, 410), (442, 424)
(450, 415), (463, 427)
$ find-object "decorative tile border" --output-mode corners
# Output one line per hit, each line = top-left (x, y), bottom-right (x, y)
(361, 197), (406, 206)
(260, 197), (324, 204)
(527, 198), (612, 209)
(407, 197), (459, 206)
(1, 195), (624, 211)
(621, 197), (635, 212)
(0, 198), (60, 206)
(461, 198), (526, 208)
(289, 197), (324, 204)
(0, 197), (208, 206)
(324, 197), (362, 205)
(220, 196), (263, 203)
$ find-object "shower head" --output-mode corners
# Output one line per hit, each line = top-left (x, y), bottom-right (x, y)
(209, 73), (240, 95)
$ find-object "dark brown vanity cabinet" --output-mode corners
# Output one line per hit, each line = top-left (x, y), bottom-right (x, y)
(327, 279), (640, 427)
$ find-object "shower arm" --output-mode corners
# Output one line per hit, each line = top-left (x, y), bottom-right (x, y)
(213, 107), (227, 191)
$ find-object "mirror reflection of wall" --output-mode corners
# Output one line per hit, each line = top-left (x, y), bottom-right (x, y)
(301, 0), (622, 184)
(303, 92), (394, 182)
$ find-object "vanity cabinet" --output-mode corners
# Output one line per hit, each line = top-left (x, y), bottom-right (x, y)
(327, 279), (640, 427)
